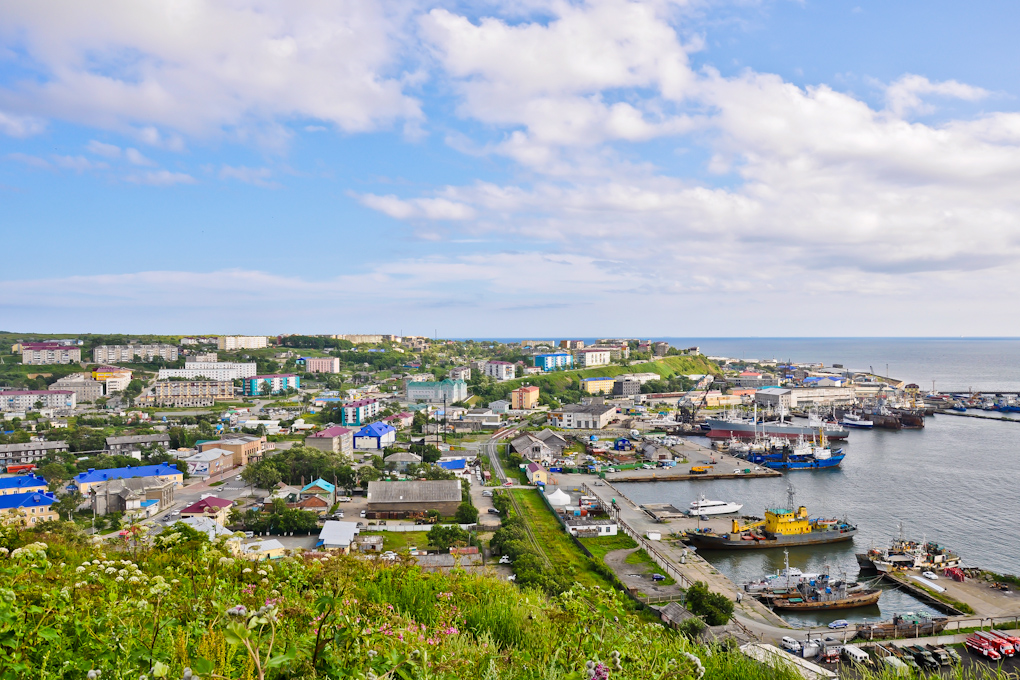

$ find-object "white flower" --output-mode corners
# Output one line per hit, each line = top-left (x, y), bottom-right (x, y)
(261, 578), (269, 585)
(243, 568), (252, 574)
(128, 576), (140, 583)
(118, 569), (128, 577)
(105, 567), (117, 575)
(257, 570), (267, 576)
(115, 577), (124, 582)
(76, 566), (86, 573)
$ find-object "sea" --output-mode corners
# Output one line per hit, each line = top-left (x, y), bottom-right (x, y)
(597, 338), (1020, 627)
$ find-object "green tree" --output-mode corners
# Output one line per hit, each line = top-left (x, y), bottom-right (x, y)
(453, 502), (478, 524)
(412, 411), (427, 433)
(242, 463), (282, 490)
(426, 524), (469, 550)
(684, 581), (734, 626)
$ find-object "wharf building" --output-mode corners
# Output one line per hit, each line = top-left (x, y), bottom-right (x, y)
(534, 353), (573, 371)
(92, 344), (178, 363)
(0, 390), (76, 412)
(158, 362), (257, 381)
(243, 374), (300, 396)
(406, 379), (468, 403)
(20, 343), (81, 365)
(548, 403), (616, 429)
(217, 336), (268, 351)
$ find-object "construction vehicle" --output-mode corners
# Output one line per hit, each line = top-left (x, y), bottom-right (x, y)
(690, 465), (712, 475)
(731, 518), (766, 533)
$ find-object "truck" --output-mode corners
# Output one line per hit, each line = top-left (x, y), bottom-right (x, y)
(690, 466), (712, 475)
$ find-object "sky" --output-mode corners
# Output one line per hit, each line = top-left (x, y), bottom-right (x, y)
(2, 0), (1020, 337)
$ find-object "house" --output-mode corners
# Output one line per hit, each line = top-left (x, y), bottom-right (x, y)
(511, 433), (554, 463)
(573, 349), (612, 368)
(270, 484), (302, 502)
(290, 495), (330, 515)
(580, 377), (615, 395)
(339, 398), (380, 426)
(318, 520), (361, 552)
(0, 491), (58, 525)
(525, 462), (548, 485)
(304, 425), (354, 455)
(179, 516), (234, 541)
(105, 433), (171, 454)
(383, 412), (414, 429)
(534, 353), (573, 371)
(366, 480), (462, 516)
(70, 463), (184, 495)
(242, 374), (300, 396)
(564, 518), (619, 537)
(354, 422), (397, 450)
(548, 404), (616, 429)
(301, 479), (337, 505)
(533, 429), (568, 454)
(198, 435), (266, 466)
(180, 496), (233, 525)
(238, 538), (286, 561)
(181, 448), (234, 478)
(511, 385), (540, 409)
(488, 400), (511, 414)
(89, 477), (176, 518)
(383, 451), (422, 472)
(352, 535), (384, 552)
(0, 474), (48, 496)
(438, 458), (467, 472)
(0, 441), (68, 469)
(483, 361), (516, 381)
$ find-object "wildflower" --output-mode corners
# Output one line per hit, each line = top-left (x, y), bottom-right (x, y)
(219, 557), (234, 565)
(257, 570), (267, 576)
(128, 576), (140, 583)
(76, 566), (86, 573)
(227, 605), (248, 617)
(261, 578), (269, 585)
(243, 568), (252, 574)
(116, 577), (124, 583)
(105, 567), (117, 575)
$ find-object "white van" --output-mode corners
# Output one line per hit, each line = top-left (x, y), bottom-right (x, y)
(841, 645), (869, 665)
(780, 637), (802, 653)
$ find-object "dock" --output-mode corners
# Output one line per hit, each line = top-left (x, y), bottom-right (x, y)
(938, 410), (1020, 424)
(603, 437), (782, 483)
(880, 573), (966, 616)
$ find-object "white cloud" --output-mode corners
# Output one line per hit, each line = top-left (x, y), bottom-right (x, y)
(0, 110), (45, 137)
(125, 170), (196, 186)
(219, 165), (280, 188)
(0, 1), (421, 141)
(52, 155), (107, 171)
(124, 147), (155, 166)
(885, 74), (989, 118)
(6, 152), (50, 169)
(357, 193), (477, 220)
(86, 140), (121, 158)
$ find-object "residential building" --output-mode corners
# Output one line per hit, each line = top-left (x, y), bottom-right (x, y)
(20, 343), (81, 365)
(92, 365), (133, 383)
(560, 340), (585, 349)
(92, 344), (178, 363)
(334, 334), (383, 344)
(613, 378), (641, 396)
(383, 412), (414, 429)
(510, 430), (566, 464)
(365, 480), (462, 516)
(319, 520), (361, 551)
(304, 425), (354, 455)
(198, 435), (266, 466)
(50, 376), (104, 403)
(620, 372), (661, 384)
(238, 539), (286, 561)
(0, 492), (58, 525)
(754, 387), (794, 411)
(406, 379), (468, 403)
(589, 344), (630, 360)
(145, 380), (234, 407)
(383, 451), (422, 472)
(580, 377), (615, 395)
(549, 403), (616, 429)
(484, 361), (516, 381)
(353, 422), (396, 450)
(180, 516), (234, 541)
(304, 357), (341, 374)
(179, 337), (216, 346)
(522, 366), (542, 375)
(243, 374), (300, 396)
(191, 352), (218, 362)
(0, 441), (69, 469)
(0, 390), (76, 412)
(0, 475), (48, 496)
(87, 476), (176, 518)
(402, 374), (435, 393)
(488, 400), (510, 414)
(70, 463), (184, 495)
(217, 336), (268, 351)
(181, 448), (234, 477)
(534, 353), (573, 371)
(573, 349), (612, 368)
(449, 366), (471, 381)
(158, 361), (257, 381)
(525, 462), (548, 485)
(459, 408), (502, 428)
(301, 479), (337, 505)
(565, 518), (619, 537)
(180, 496), (233, 525)
(339, 398), (380, 426)
(352, 535), (384, 552)
(105, 434), (171, 454)
(511, 385), (540, 409)
(653, 342), (671, 356)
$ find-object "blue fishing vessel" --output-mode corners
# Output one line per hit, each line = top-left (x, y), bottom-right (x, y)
(748, 440), (845, 470)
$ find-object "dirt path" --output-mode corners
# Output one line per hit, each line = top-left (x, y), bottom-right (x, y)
(603, 547), (684, 598)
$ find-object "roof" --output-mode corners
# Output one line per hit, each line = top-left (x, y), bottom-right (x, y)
(241, 539), (286, 554)
(0, 441), (68, 453)
(72, 463), (182, 485)
(251, 374), (298, 379)
(758, 387), (792, 395)
(309, 425), (352, 438)
(557, 403), (616, 415)
(183, 448), (233, 462)
(535, 352), (571, 357)
(565, 518), (617, 527)
(366, 480), (462, 504)
(178, 516), (233, 539)
(438, 459), (466, 470)
(343, 398), (378, 407)
(318, 520), (361, 547)
(106, 434), (170, 446)
(302, 479), (336, 494)
(1, 390), (73, 396)
(356, 422), (396, 438)
(526, 462), (542, 472)
(581, 376), (614, 382)
(181, 497), (233, 513)
(487, 361), (512, 365)
(0, 492), (56, 510)
(384, 451), (422, 463)
(0, 475), (48, 491)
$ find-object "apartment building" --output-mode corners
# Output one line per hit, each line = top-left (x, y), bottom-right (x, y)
(534, 353), (573, 371)
(191, 352), (218, 362)
(484, 361), (516, 381)
(0, 492), (58, 525)
(406, 379), (468, 403)
(198, 435), (266, 466)
(589, 344), (630, 360)
(158, 362), (257, 381)
(217, 336), (268, 351)
(548, 403), (617, 429)
(0, 390), (76, 412)
(304, 425), (354, 455)
(559, 340), (585, 349)
(449, 366), (471, 381)
(21, 343), (81, 365)
(146, 380), (234, 407)
(339, 398), (380, 426)
(335, 334), (384, 344)
(92, 344), (178, 363)
(304, 357), (341, 374)
(242, 374), (300, 396)
(510, 385), (540, 410)
(105, 433), (171, 454)
(573, 349), (612, 368)
(70, 463), (184, 495)
(0, 440), (69, 469)
(580, 377), (615, 395)
(50, 375), (104, 403)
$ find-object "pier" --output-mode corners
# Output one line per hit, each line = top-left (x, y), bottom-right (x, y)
(938, 410), (1020, 424)
(601, 437), (782, 483)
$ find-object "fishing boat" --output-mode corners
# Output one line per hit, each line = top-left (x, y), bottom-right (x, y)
(685, 486), (856, 550)
(855, 612), (948, 641)
(747, 551), (879, 610)
(856, 529), (960, 573)
(706, 404), (849, 440)
(687, 495), (743, 516)
(747, 436), (845, 470)
(840, 412), (873, 429)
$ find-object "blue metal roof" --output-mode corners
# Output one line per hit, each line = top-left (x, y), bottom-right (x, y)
(356, 422), (396, 437)
(0, 491), (56, 510)
(302, 478), (336, 494)
(72, 463), (183, 485)
(439, 459), (466, 470)
(0, 475), (47, 491)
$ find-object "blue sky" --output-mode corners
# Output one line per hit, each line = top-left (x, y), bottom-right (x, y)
(2, 0), (1020, 336)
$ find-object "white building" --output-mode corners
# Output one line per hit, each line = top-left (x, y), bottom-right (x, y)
(549, 403), (616, 429)
(158, 362), (257, 381)
(92, 344), (179, 363)
(754, 388), (793, 410)
(217, 336), (268, 351)
(565, 518), (619, 537)
(573, 349), (612, 368)
(406, 379), (468, 403)
(0, 390), (76, 412)
(484, 361), (516, 381)
(489, 400), (511, 414)
(449, 366), (471, 381)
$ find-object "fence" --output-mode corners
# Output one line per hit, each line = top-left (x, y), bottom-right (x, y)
(360, 523), (477, 533)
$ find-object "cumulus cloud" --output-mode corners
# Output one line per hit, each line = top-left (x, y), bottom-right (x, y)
(885, 74), (989, 117)
(125, 170), (196, 186)
(52, 155), (107, 171)
(0, 110), (46, 137)
(357, 193), (477, 220)
(219, 165), (280, 188)
(86, 140), (121, 158)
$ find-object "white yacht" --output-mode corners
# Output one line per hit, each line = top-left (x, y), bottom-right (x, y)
(687, 495), (743, 516)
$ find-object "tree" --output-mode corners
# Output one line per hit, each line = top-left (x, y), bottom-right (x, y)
(357, 466), (381, 489)
(334, 466), (357, 494)
(242, 463), (282, 490)
(38, 462), (69, 487)
(426, 524), (469, 550)
(684, 581), (734, 626)
(412, 411), (427, 433)
(454, 502), (478, 524)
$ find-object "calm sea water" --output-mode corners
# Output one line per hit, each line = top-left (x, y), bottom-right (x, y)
(608, 338), (1020, 627)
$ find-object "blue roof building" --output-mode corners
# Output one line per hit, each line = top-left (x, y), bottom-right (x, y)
(0, 474), (48, 495)
(438, 459), (466, 470)
(70, 463), (184, 492)
(353, 422), (396, 450)
(0, 491), (57, 524)
(302, 478), (337, 496)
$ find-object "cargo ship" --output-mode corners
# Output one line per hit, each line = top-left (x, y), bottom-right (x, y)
(685, 489), (856, 550)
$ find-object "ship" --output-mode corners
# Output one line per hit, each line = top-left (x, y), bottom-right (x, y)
(840, 412), (873, 429)
(747, 437), (845, 470)
(855, 612), (948, 640)
(856, 529), (960, 574)
(687, 495), (743, 516)
(747, 551), (881, 610)
(705, 411), (849, 440)
(684, 486), (857, 550)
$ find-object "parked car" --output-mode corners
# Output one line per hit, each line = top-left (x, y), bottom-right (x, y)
(828, 620), (849, 629)
(487, 508), (500, 514)
(922, 571), (939, 580)
(244, 531), (254, 539)
(381, 551), (397, 560)
(781, 637), (802, 653)
(503, 481), (514, 487)
(482, 490), (493, 497)
(651, 573), (666, 582)
(498, 555), (512, 564)
(641, 464), (653, 470)
(337, 496), (352, 503)
(235, 475), (243, 480)
(360, 510), (367, 518)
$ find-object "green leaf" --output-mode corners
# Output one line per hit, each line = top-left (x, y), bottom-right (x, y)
(152, 660), (170, 678)
(191, 657), (215, 674)
(223, 621), (251, 645)
(36, 627), (60, 642)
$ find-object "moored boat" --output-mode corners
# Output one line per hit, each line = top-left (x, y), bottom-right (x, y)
(687, 495), (743, 516)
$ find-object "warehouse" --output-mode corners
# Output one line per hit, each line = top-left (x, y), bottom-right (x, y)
(365, 480), (462, 516)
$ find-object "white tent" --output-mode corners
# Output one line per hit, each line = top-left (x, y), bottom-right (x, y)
(546, 488), (572, 506)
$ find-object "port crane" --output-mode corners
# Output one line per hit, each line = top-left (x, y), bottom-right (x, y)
(731, 518), (766, 533)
